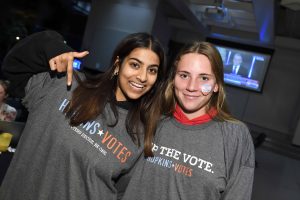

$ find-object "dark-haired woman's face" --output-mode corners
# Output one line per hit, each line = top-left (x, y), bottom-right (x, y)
(115, 48), (160, 101)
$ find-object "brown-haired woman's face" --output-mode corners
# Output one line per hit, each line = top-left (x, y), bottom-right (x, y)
(174, 53), (218, 119)
(115, 48), (160, 101)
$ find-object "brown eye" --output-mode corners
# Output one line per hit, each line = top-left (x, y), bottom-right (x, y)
(178, 73), (189, 79)
(148, 67), (158, 75)
(201, 76), (209, 81)
(130, 62), (140, 69)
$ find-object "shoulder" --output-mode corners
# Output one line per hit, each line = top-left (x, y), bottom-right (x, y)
(24, 30), (65, 44)
(219, 120), (255, 167)
(24, 71), (83, 101)
(154, 115), (173, 132)
(219, 120), (250, 134)
(158, 115), (173, 125)
(241, 65), (248, 70)
(28, 71), (84, 89)
(218, 120), (253, 148)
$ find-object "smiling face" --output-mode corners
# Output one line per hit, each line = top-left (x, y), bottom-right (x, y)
(115, 48), (160, 101)
(174, 53), (219, 119)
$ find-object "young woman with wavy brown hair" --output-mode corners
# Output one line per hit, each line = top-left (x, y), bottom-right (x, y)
(122, 41), (255, 200)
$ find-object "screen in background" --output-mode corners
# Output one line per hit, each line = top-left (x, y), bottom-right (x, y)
(215, 44), (272, 92)
(73, 59), (82, 70)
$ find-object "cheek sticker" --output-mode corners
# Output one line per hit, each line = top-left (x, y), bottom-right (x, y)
(201, 84), (212, 93)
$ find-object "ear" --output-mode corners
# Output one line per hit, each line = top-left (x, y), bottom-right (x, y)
(113, 57), (120, 74)
(213, 83), (219, 93)
(172, 79), (176, 89)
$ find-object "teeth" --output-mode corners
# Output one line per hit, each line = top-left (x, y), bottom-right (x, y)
(130, 82), (144, 89)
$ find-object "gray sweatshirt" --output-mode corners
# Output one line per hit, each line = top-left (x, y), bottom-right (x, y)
(0, 31), (143, 200)
(0, 72), (143, 200)
(122, 117), (255, 200)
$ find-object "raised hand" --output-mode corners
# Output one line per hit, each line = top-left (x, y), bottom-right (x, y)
(49, 51), (89, 86)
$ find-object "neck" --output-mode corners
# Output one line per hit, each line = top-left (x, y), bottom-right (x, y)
(173, 104), (217, 125)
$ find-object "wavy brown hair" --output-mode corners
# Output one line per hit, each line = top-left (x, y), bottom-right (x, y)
(162, 41), (236, 122)
(64, 33), (166, 156)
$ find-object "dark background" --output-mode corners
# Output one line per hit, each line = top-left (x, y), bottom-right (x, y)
(0, 0), (90, 65)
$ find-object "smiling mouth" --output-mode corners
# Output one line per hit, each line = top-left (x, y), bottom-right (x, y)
(184, 94), (199, 99)
(129, 81), (145, 90)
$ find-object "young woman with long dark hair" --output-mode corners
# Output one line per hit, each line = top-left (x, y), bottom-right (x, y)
(0, 30), (166, 200)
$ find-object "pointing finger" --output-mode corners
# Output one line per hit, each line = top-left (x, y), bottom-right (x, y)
(67, 58), (73, 86)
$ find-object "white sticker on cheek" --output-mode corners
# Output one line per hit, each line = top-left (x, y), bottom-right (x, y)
(201, 84), (212, 93)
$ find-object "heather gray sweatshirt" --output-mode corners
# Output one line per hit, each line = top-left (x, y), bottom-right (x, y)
(122, 117), (255, 200)
(0, 31), (143, 200)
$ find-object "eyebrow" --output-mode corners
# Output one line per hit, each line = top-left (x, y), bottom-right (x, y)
(129, 57), (159, 68)
(199, 73), (214, 77)
(177, 70), (214, 76)
(129, 57), (143, 64)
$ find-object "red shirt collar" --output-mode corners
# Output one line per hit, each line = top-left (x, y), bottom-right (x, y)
(173, 104), (217, 125)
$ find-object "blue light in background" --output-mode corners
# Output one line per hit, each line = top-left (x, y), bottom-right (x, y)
(248, 56), (256, 78)
(73, 59), (82, 70)
(260, 16), (270, 43)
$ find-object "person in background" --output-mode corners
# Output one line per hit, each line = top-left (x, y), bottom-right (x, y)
(0, 30), (166, 200)
(0, 80), (17, 121)
(224, 53), (248, 77)
(122, 41), (255, 200)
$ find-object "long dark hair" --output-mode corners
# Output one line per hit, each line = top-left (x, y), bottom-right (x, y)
(163, 41), (236, 122)
(64, 33), (166, 156)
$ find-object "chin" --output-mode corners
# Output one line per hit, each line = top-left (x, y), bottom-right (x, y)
(126, 93), (144, 100)
(183, 107), (198, 114)
(181, 103), (205, 113)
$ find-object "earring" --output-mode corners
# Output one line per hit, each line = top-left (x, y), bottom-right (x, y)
(110, 71), (118, 79)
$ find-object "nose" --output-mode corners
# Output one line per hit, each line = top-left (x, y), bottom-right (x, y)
(186, 78), (199, 92)
(136, 68), (147, 83)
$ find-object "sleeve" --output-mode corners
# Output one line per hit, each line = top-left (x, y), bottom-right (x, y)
(221, 122), (255, 200)
(22, 72), (56, 111)
(1, 30), (74, 98)
(115, 147), (145, 200)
